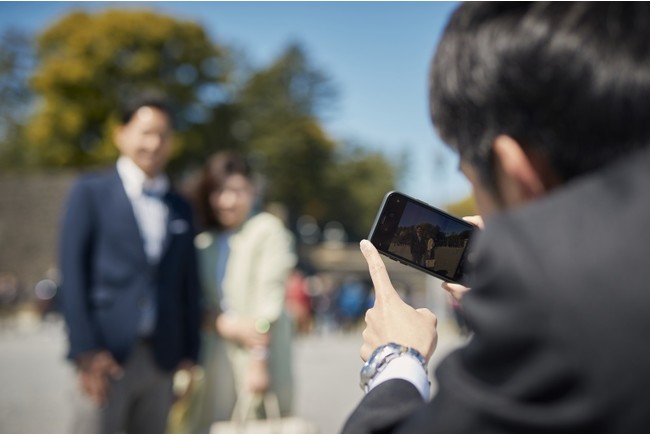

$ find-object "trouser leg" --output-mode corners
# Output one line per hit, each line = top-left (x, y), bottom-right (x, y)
(124, 342), (174, 434)
(69, 342), (172, 434)
(69, 364), (129, 434)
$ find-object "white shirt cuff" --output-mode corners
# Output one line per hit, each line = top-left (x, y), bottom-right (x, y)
(367, 355), (430, 401)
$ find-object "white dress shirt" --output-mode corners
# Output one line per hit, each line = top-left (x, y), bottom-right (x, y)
(116, 156), (169, 336)
(116, 156), (169, 263)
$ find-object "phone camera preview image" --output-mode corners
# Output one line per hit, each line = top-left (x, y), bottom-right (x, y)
(370, 192), (475, 284)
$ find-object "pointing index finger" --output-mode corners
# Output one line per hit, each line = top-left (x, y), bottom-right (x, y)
(360, 240), (396, 303)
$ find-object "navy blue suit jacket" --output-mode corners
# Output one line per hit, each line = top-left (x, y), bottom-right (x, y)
(59, 169), (201, 371)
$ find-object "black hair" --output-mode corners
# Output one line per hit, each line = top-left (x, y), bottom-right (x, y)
(117, 91), (176, 128)
(429, 2), (650, 187)
(188, 150), (253, 231)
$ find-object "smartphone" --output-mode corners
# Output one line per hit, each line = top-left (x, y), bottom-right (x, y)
(368, 191), (476, 284)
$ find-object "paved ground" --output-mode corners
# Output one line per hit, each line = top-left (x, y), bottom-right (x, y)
(0, 311), (467, 434)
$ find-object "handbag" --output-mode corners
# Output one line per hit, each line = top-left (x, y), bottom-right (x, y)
(425, 259), (436, 268)
(210, 391), (319, 434)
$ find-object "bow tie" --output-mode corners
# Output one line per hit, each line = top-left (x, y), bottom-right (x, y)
(142, 188), (166, 200)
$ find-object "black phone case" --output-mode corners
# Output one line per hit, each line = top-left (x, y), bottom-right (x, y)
(368, 191), (475, 284)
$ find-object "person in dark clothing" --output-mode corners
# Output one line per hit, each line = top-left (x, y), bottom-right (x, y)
(343, 3), (650, 433)
(409, 225), (427, 266)
(59, 93), (201, 434)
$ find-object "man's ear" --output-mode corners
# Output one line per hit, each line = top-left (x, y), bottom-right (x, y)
(492, 135), (546, 205)
(113, 126), (124, 152)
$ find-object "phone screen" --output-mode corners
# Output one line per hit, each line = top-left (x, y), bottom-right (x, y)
(368, 191), (476, 284)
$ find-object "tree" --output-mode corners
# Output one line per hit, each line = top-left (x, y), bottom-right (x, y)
(0, 29), (34, 168)
(229, 44), (401, 239)
(321, 144), (403, 240)
(25, 9), (231, 168)
(233, 44), (337, 216)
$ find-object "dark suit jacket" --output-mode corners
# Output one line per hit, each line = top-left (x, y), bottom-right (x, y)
(410, 233), (427, 264)
(59, 169), (201, 371)
(343, 145), (650, 433)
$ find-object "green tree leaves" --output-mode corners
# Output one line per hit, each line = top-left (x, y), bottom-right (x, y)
(0, 29), (33, 168)
(229, 43), (399, 238)
(27, 9), (226, 167)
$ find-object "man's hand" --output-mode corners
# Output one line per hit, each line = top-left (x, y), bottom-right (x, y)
(76, 351), (123, 405)
(462, 215), (484, 230)
(441, 282), (472, 302)
(172, 360), (198, 402)
(359, 240), (438, 362)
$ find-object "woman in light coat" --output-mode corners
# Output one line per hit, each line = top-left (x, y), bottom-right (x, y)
(184, 151), (296, 433)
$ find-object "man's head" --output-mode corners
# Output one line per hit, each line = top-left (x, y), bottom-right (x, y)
(114, 93), (175, 178)
(429, 3), (650, 216)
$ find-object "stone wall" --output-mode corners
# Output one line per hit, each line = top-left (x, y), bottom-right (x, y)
(0, 172), (77, 299)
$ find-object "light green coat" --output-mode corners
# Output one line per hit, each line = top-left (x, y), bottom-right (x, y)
(187, 212), (297, 433)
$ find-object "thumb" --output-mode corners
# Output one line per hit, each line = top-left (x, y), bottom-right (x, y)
(462, 215), (484, 230)
(441, 281), (471, 302)
(359, 240), (400, 304)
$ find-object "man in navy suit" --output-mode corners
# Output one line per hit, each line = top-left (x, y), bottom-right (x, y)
(59, 93), (201, 434)
(344, 3), (650, 433)
(409, 225), (427, 267)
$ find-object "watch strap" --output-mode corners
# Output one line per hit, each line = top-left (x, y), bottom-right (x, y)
(360, 343), (428, 392)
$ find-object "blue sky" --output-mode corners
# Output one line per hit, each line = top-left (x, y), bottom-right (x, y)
(0, 1), (471, 207)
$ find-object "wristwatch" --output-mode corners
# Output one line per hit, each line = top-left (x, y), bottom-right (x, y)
(359, 342), (427, 392)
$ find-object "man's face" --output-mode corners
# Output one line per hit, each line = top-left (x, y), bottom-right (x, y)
(114, 106), (173, 178)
